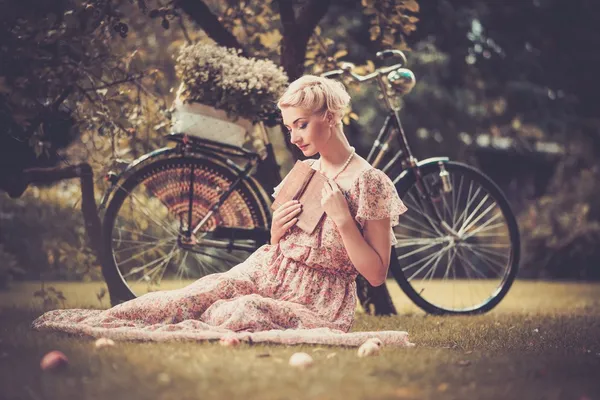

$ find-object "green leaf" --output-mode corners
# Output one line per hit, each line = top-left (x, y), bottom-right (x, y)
(333, 49), (348, 60)
(402, 0), (419, 12)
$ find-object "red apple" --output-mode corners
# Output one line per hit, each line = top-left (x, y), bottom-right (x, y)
(40, 350), (69, 371)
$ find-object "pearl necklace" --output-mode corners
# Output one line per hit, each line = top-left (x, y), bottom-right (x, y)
(318, 146), (355, 181)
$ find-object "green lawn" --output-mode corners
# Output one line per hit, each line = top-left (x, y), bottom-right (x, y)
(1, 280), (599, 400)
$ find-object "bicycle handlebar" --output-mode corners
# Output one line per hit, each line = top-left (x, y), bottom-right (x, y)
(320, 50), (407, 83)
(376, 49), (407, 64)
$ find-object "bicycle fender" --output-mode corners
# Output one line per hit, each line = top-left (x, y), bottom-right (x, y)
(99, 147), (270, 218)
(392, 156), (450, 194)
(100, 147), (231, 212)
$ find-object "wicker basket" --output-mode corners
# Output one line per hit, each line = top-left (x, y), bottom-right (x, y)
(171, 85), (253, 147)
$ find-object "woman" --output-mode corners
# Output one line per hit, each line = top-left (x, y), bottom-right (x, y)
(32, 75), (412, 347)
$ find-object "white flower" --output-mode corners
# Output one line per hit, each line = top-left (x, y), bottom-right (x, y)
(289, 352), (313, 368)
(357, 338), (383, 357)
(175, 42), (289, 122)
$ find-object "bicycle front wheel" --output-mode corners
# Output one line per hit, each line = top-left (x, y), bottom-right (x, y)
(102, 156), (270, 299)
(391, 161), (520, 315)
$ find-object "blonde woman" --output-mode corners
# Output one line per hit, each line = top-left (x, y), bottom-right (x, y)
(32, 75), (412, 347)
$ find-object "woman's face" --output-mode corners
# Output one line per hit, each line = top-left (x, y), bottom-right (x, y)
(281, 107), (331, 157)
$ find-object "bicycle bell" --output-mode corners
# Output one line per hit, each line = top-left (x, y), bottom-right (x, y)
(387, 68), (416, 95)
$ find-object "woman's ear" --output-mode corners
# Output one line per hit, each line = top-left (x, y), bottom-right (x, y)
(326, 112), (334, 126)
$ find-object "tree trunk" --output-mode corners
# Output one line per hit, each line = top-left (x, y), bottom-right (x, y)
(174, 0), (246, 53)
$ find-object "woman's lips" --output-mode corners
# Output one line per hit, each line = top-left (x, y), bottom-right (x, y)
(299, 144), (309, 150)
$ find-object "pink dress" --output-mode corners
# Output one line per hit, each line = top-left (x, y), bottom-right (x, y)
(32, 161), (412, 347)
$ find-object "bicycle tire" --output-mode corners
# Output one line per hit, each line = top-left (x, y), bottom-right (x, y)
(102, 156), (270, 299)
(390, 161), (520, 315)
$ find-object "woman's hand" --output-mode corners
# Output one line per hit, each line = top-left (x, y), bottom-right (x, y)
(270, 200), (302, 244)
(321, 180), (353, 228)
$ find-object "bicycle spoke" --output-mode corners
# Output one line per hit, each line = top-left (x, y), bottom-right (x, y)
(397, 221), (438, 238)
(402, 203), (441, 237)
(123, 250), (176, 279)
(461, 217), (505, 240)
(394, 237), (448, 247)
(440, 189), (453, 226)
(397, 241), (444, 262)
(112, 238), (166, 245)
(174, 251), (190, 282)
(456, 246), (496, 279)
(455, 247), (481, 308)
(460, 241), (510, 260)
(136, 244), (178, 284)
(401, 246), (448, 273)
(190, 252), (227, 276)
(114, 227), (164, 241)
(394, 231), (420, 240)
(113, 238), (175, 255)
(459, 243), (508, 275)
(115, 239), (175, 266)
(458, 193), (491, 235)
(190, 248), (247, 265)
(443, 247), (458, 280)
(455, 182), (482, 232)
(451, 175), (464, 229)
(407, 243), (453, 281)
(423, 246), (447, 282)
(119, 187), (180, 237)
(459, 201), (497, 236)
(406, 191), (444, 236)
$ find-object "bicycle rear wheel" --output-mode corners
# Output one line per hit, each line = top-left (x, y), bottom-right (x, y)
(391, 161), (520, 315)
(102, 156), (270, 299)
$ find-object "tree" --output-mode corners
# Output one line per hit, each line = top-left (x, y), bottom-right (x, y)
(0, 0), (158, 302)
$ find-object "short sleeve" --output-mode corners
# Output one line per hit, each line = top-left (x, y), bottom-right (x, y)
(271, 159), (317, 199)
(355, 169), (408, 245)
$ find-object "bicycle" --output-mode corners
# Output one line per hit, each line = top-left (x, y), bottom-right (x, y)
(99, 49), (520, 315)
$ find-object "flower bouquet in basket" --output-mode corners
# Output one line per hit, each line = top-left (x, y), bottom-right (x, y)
(173, 42), (289, 147)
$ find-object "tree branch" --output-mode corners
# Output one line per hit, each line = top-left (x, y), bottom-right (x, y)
(80, 74), (147, 91)
(174, 0), (246, 53)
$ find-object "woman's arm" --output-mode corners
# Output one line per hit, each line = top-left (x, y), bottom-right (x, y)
(321, 180), (392, 286)
(336, 218), (391, 286)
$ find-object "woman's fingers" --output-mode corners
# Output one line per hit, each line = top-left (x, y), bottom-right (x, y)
(281, 216), (299, 230)
(274, 201), (302, 225)
(274, 200), (300, 217)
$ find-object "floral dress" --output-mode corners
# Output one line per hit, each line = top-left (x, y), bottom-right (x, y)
(32, 161), (411, 347)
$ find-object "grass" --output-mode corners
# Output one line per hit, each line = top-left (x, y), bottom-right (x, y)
(1, 280), (600, 400)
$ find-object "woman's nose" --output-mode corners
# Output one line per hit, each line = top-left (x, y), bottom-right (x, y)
(290, 130), (301, 144)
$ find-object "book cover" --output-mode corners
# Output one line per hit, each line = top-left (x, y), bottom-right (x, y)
(271, 160), (328, 234)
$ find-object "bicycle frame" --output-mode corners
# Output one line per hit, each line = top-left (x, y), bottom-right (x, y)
(363, 72), (457, 238)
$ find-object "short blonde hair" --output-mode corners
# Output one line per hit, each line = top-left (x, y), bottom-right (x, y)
(277, 75), (351, 123)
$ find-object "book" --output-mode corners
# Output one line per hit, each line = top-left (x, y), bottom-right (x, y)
(271, 160), (329, 234)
